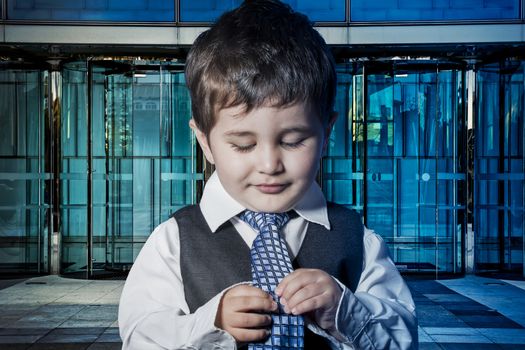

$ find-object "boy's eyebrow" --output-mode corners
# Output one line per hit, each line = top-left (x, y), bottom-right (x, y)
(281, 126), (314, 134)
(224, 130), (255, 137)
(224, 127), (314, 138)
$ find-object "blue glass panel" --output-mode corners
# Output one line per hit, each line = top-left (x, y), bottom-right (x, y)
(323, 67), (365, 211)
(281, 0), (345, 22)
(325, 64), (466, 274)
(8, 0), (175, 21)
(179, 0), (242, 22)
(475, 61), (525, 273)
(0, 69), (48, 274)
(60, 61), (202, 276)
(180, 0), (345, 22)
(351, 0), (520, 21)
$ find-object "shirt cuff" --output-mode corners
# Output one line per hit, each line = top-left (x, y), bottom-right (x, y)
(333, 280), (372, 345)
(305, 277), (354, 348)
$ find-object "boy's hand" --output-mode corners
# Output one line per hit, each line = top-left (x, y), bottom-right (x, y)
(275, 269), (342, 332)
(215, 285), (278, 344)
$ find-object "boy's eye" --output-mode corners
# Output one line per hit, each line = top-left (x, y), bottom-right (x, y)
(281, 139), (306, 149)
(230, 143), (255, 152)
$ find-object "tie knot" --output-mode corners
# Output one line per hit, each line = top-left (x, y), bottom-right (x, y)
(239, 210), (289, 232)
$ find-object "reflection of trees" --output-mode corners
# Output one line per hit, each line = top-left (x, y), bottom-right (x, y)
(467, 129), (474, 221)
(106, 82), (132, 155)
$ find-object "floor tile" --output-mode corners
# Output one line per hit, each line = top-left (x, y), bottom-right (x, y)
(37, 334), (99, 344)
(419, 344), (444, 350)
(86, 343), (122, 350)
(0, 335), (42, 344)
(422, 327), (481, 335)
(437, 344), (501, 350)
(429, 334), (492, 343)
(477, 328), (525, 344)
(27, 343), (90, 350)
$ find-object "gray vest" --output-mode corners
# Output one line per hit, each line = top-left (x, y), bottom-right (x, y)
(173, 203), (364, 349)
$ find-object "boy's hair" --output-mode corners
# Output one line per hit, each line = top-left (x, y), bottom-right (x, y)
(185, 0), (337, 136)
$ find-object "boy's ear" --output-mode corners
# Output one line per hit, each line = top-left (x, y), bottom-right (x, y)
(189, 119), (215, 164)
(322, 111), (338, 152)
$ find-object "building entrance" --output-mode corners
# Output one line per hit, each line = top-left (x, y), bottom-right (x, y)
(0, 66), (49, 276)
(323, 61), (467, 276)
(1, 58), (523, 278)
(60, 60), (202, 278)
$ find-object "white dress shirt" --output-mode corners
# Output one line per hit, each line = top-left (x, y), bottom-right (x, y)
(119, 172), (418, 349)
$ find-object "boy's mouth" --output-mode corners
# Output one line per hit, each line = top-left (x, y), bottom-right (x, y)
(255, 183), (288, 194)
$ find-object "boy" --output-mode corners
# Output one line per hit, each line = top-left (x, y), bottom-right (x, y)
(119, 1), (418, 349)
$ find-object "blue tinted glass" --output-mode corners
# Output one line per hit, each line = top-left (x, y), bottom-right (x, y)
(475, 61), (524, 273)
(281, 0), (345, 22)
(351, 0), (520, 21)
(179, 0), (242, 22)
(0, 69), (48, 275)
(180, 0), (345, 22)
(324, 64), (467, 274)
(8, 0), (175, 21)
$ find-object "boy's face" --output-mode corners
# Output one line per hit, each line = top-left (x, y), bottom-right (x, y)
(190, 102), (335, 213)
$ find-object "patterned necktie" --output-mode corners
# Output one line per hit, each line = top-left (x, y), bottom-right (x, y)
(239, 210), (305, 350)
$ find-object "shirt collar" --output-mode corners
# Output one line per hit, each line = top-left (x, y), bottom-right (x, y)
(199, 172), (330, 232)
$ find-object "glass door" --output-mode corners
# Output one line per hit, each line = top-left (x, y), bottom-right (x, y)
(323, 64), (365, 210)
(475, 61), (525, 276)
(0, 66), (50, 275)
(323, 61), (467, 276)
(60, 60), (201, 278)
(365, 63), (466, 275)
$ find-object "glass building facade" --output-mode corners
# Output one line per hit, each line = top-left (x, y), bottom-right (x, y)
(475, 61), (525, 273)
(2, 0), (521, 22)
(0, 1), (524, 278)
(325, 62), (467, 274)
(0, 66), (49, 274)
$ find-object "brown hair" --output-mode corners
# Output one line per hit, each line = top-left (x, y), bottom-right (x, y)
(185, 0), (337, 136)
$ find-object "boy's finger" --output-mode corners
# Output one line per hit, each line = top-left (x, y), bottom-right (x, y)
(282, 284), (321, 314)
(275, 269), (303, 296)
(229, 327), (271, 343)
(276, 269), (316, 301)
(230, 295), (278, 313)
(286, 294), (326, 315)
(227, 284), (271, 298)
(229, 312), (273, 328)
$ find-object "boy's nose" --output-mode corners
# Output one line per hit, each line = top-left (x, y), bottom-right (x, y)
(257, 146), (284, 175)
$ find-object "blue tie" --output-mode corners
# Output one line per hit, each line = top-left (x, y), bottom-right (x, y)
(239, 210), (305, 350)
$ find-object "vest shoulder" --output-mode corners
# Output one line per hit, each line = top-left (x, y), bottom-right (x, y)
(171, 204), (200, 219)
(326, 202), (362, 222)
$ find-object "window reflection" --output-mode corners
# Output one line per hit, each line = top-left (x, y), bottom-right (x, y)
(0, 69), (48, 274)
(323, 62), (467, 275)
(8, 0), (175, 21)
(475, 61), (524, 273)
(179, 0), (345, 22)
(351, 0), (520, 21)
(60, 61), (202, 277)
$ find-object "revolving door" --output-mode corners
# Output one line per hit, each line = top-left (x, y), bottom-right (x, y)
(323, 61), (468, 276)
(60, 60), (202, 278)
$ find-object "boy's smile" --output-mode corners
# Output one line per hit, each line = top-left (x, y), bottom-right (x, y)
(190, 102), (333, 213)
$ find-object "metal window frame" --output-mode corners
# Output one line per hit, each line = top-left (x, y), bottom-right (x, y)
(1, 0), (524, 25)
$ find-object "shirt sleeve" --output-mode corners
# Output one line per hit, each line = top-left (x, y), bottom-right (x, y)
(316, 227), (418, 350)
(118, 218), (236, 349)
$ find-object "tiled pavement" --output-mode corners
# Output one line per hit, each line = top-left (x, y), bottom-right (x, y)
(0, 274), (524, 349)
(0, 276), (121, 349)
(410, 276), (525, 349)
